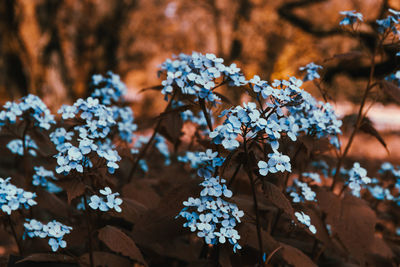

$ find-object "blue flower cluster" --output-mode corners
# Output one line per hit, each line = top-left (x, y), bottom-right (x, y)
(0, 94), (55, 130)
(177, 176), (244, 252)
(32, 166), (62, 193)
(288, 180), (316, 203)
(302, 172), (321, 183)
(0, 177), (37, 215)
(386, 71), (400, 87)
(88, 187), (123, 213)
(178, 149), (224, 178)
(91, 71), (127, 105)
(295, 211), (317, 234)
(339, 10), (363, 26)
(159, 52), (246, 104)
(376, 9), (400, 35)
(111, 106), (138, 143)
(346, 162), (371, 197)
(7, 135), (38, 157)
(258, 151), (291, 176)
(54, 96), (122, 174)
(24, 219), (72, 252)
(299, 62), (323, 81)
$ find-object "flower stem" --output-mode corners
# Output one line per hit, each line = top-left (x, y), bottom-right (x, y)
(83, 195), (94, 267)
(7, 215), (23, 256)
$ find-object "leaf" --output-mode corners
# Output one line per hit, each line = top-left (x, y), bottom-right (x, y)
(132, 180), (200, 244)
(17, 253), (76, 264)
(240, 223), (280, 253)
(279, 244), (317, 267)
(122, 180), (160, 209)
(158, 110), (183, 146)
(110, 198), (147, 223)
(36, 190), (69, 217)
(262, 181), (294, 218)
(98, 226), (146, 266)
(380, 80), (400, 104)
(56, 178), (86, 203)
(80, 251), (131, 267)
(317, 189), (378, 265)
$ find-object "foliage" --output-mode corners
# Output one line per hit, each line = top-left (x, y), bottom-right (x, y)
(0, 7), (400, 267)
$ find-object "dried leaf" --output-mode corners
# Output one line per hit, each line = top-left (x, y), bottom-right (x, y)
(110, 198), (147, 223)
(122, 180), (160, 209)
(98, 225), (146, 266)
(36, 190), (69, 217)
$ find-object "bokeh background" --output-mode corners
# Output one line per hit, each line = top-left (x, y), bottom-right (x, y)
(1, 0), (400, 160)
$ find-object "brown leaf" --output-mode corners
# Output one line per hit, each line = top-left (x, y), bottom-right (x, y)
(98, 226), (146, 266)
(80, 251), (131, 267)
(262, 181), (294, 218)
(240, 223), (280, 253)
(56, 178), (86, 203)
(17, 253), (75, 264)
(139, 85), (163, 93)
(158, 110), (183, 146)
(110, 198), (147, 223)
(122, 180), (160, 209)
(380, 80), (400, 104)
(36, 190), (69, 217)
(317, 189), (378, 265)
(279, 244), (317, 267)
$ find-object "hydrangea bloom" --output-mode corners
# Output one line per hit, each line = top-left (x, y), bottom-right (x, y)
(295, 211), (317, 234)
(0, 177), (37, 215)
(88, 187), (123, 213)
(177, 176), (244, 252)
(32, 166), (62, 193)
(178, 149), (224, 179)
(90, 71), (127, 105)
(299, 62), (323, 81)
(376, 9), (400, 36)
(54, 98), (122, 174)
(379, 162), (400, 178)
(258, 151), (291, 176)
(159, 52), (246, 104)
(347, 162), (371, 197)
(339, 10), (363, 26)
(7, 135), (38, 156)
(288, 180), (316, 203)
(24, 219), (72, 252)
(0, 94), (55, 130)
(302, 172), (321, 183)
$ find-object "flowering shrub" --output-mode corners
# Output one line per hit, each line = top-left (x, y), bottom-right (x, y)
(0, 7), (400, 267)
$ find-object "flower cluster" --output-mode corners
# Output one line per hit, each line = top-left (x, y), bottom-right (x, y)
(91, 71), (127, 105)
(0, 177), (37, 215)
(258, 151), (291, 176)
(299, 62), (323, 82)
(32, 166), (61, 193)
(54, 97), (122, 174)
(178, 149), (224, 178)
(177, 176), (244, 252)
(347, 162), (371, 197)
(89, 187), (123, 213)
(159, 52), (246, 104)
(386, 70), (400, 87)
(339, 10), (363, 26)
(288, 180), (316, 203)
(295, 211), (317, 234)
(24, 219), (72, 252)
(7, 135), (38, 157)
(376, 9), (400, 36)
(0, 94), (55, 130)
(111, 106), (138, 143)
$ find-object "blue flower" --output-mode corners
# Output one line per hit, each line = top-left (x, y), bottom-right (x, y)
(24, 219), (72, 252)
(7, 135), (38, 157)
(90, 71), (127, 105)
(339, 10), (363, 26)
(294, 211), (317, 234)
(88, 187), (123, 213)
(0, 177), (37, 215)
(299, 62), (323, 82)
(32, 166), (62, 193)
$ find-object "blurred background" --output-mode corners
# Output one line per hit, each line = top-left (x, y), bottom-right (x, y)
(1, 0), (400, 160)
